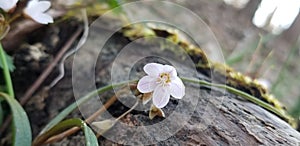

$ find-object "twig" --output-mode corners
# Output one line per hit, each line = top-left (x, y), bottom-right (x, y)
(42, 94), (118, 145)
(49, 9), (89, 88)
(85, 88), (130, 124)
(0, 27), (82, 136)
(2, 9), (66, 52)
(255, 50), (273, 78)
(37, 85), (135, 145)
(245, 34), (263, 76)
(96, 100), (139, 138)
(20, 27), (83, 105)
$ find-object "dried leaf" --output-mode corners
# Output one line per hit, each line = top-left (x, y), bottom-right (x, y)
(142, 93), (152, 105)
(92, 119), (116, 134)
(149, 104), (165, 120)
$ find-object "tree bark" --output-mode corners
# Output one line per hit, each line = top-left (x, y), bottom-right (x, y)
(99, 53), (300, 145)
(82, 23), (300, 145)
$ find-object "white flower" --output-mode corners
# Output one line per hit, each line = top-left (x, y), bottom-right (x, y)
(23, 0), (53, 24)
(0, 0), (18, 12)
(137, 63), (185, 108)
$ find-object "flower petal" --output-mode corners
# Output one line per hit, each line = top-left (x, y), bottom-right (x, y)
(30, 13), (53, 24)
(163, 65), (177, 77)
(23, 0), (53, 24)
(25, 0), (38, 13)
(0, 0), (18, 12)
(153, 85), (170, 108)
(137, 76), (157, 93)
(33, 1), (51, 12)
(143, 63), (163, 77)
(169, 77), (185, 99)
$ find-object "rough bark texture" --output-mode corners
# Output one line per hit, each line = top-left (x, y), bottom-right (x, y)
(101, 88), (300, 145)
(48, 1), (300, 145)
(56, 22), (299, 145)
(97, 32), (300, 146)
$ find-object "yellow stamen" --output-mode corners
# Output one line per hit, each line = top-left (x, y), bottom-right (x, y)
(159, 73), (171, 84)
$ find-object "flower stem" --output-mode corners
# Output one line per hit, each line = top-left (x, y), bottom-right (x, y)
(96, 100), (139, 138)
(115, 100), (139, 121)
(0, 43), (14, 98)
(180, 77), (294, 125)
(7, 13), (22, 24)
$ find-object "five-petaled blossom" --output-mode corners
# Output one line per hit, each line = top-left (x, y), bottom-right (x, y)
(137, 63), (185, 108)
(23, 0), (53, 24)
(0, 0), (18, 12)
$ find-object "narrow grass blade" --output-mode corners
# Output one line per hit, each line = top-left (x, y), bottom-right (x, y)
(40, 80), (136, 134)
(33, 118), (98, 146)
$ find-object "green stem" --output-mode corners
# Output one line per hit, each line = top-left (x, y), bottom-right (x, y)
(115, 100), (139, 121)
(39, 79), (137, 134)
(0, 43), (14, 98)
(7, 13), (21, 24)
(180, 77), (293, 124)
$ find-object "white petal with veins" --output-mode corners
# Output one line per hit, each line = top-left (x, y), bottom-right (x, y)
(144, 63), (163, 77)
(152, 85), (170, 108)
(169, 77), (185, 99)
(137, 76), (157, 93)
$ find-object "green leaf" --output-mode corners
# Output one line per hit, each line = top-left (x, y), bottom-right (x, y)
(0, 92), (32, 146)
(0, 50), (15, 72)
(39, 80), (136, 134)
(33, 118), (98, 146)
(98, 0), (122, 14)
(107, 0), (120, 9)
(83, 121), (98, 146)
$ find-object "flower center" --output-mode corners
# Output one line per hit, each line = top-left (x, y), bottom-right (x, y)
(158, 73), (171, 85)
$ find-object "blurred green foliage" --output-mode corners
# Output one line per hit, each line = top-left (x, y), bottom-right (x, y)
(0, 51), (14, 72)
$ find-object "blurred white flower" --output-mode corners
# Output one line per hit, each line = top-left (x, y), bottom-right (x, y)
(23, 0), (53, 24)
(137, 63), (185, 108)
(256, 78), (271, 90)
(0, 0), (18, 12)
